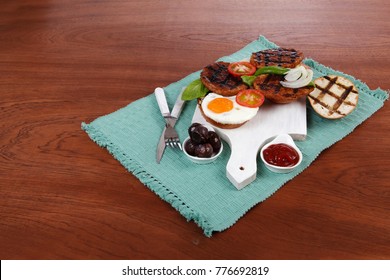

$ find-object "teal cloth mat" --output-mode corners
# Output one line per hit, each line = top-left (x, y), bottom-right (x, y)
(82, 36), (388, 236)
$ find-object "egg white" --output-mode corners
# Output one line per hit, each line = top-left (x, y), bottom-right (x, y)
(201, 93), (258, 125)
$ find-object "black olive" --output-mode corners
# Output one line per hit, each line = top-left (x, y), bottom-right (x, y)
(194, 143), (214, 158)
(190, 125), (209, 144)
(184, 139), (196, 156)
(188, 123), (201, 136)
(207, 131), (221, 153)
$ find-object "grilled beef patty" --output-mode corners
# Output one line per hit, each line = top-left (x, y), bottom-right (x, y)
(253, 74), (313, 103)
(250, 48), (304, 69)
(200, 62), (248, 96)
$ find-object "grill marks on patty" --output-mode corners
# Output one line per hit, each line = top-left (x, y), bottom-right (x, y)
(250, 48), (304, 68)
(200, 62), (248, 96)
(200, 48), (306, 100)
(253, 74), (312, 103)
(250, 47), (310, 103)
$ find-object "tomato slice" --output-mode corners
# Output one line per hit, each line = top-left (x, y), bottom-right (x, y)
(236, 89), (265, 108)
(228, 61), (256, 77)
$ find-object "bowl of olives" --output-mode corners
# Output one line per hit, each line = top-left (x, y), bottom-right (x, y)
(183, 123), (223, 164)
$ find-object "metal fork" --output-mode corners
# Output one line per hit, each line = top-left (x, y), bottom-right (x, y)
(164, 119), (182, 150)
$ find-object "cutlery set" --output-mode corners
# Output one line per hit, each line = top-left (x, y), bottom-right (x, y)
(155, 87), (186, 163)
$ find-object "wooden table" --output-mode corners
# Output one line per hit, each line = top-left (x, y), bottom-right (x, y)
(1, 0), (389, 260)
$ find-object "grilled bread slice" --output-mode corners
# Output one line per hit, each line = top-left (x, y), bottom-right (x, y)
(253, 74), (313, 103)
(308, 75), (359, 119)
(250, 48), (304, 68)
(200, 62), (248, 96)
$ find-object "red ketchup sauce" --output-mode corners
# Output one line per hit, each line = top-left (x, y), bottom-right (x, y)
(262, 143), (300, 167)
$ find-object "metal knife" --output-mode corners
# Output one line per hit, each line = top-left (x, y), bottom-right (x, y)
(155, 87), (186, 163)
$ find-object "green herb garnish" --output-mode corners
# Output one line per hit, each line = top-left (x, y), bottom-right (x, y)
(181, 79), (209, 101)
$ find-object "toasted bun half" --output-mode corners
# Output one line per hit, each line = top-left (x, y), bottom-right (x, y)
(308, 75), (358, 119)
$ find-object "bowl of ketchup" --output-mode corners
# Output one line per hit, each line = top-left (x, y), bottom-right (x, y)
(260, 134), (303, 173)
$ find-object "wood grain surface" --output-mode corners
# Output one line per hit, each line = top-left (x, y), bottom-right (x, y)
(1, 0), (389, 260)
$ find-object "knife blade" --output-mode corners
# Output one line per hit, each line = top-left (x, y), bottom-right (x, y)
(156, 125), (167, 163)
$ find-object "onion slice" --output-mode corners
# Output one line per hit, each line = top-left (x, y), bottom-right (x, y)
(280, 66), (313, 88)
(284, 66), (305, 82)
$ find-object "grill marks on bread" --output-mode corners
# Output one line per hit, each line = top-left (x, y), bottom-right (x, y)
(308, 75), (359, 119)
(200, 62), (247, 96)
(250, 48), (304, 68)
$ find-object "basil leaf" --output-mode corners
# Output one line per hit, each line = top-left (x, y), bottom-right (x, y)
(307, 81), (316, 87)
(181, 79), (209, 101)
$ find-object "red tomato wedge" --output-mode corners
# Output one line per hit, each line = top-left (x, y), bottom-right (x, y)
(236, 89), (265, 108)
(228, 61), (256, 77)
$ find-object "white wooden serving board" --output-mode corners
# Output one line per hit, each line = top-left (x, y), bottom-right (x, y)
(192, 98), (307, 190)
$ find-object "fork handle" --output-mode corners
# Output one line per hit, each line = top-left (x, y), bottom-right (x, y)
(170, 87), (186, 122)
(154, 87), (170, 118)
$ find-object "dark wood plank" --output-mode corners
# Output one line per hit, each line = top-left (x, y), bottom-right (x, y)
(1, 0), (389, 259)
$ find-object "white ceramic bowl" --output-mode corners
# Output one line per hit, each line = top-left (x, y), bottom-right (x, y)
(260, 134), (303, 173)
(182, 136), (223, 164)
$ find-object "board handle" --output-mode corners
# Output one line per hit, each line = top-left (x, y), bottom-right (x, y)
(226, 148), (258, 190)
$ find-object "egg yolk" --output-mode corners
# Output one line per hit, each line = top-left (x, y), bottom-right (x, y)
(207, 98), (234, 113)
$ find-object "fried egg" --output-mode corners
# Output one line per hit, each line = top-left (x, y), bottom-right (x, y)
(201, 93), (258, 125)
